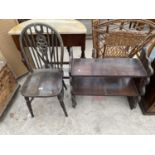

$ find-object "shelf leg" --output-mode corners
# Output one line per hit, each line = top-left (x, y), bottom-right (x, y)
(127, 96), (139, 110)
(71, 94), (77, 108)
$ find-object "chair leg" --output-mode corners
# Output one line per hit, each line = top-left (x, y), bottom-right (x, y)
(24, 97), (34, 117)
(57, 89), (68, 117)
(62, 80), (67, 90)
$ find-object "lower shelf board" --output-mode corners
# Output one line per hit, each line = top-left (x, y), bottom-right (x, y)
(71, 77), (139, 96)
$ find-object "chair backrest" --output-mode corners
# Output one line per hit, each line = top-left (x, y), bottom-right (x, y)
(19, 23), (64, 72)
(92, 19), (155, 58)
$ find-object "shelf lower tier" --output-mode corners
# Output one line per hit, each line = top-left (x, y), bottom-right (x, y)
(71, 77), (139, 96)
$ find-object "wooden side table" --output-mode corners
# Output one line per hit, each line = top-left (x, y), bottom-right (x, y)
(0, 60), (19, 117)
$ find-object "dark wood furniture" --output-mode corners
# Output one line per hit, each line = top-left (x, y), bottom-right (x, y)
(70, 49), (153, 109)
(8, 20), (87, 78)
(140, 58), (155, 114)
(0, 60), (19, 117)
(19, 23), (68, 117)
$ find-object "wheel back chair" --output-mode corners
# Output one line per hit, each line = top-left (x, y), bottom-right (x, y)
(19, 23), (68, 117)
(92, 19), (155, 58)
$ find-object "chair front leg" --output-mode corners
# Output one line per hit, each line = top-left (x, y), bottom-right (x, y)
(24, 97), (34, 117)
(57, 88), (68, 117)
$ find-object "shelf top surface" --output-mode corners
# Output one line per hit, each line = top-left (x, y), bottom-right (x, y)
(71, 58), (147, 77)
(8, 19), (87, 35)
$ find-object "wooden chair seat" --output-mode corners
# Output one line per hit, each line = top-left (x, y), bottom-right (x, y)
(21, 69), (63, 97)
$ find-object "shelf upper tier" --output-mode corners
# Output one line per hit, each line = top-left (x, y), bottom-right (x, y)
(71, 58), (148, 77)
